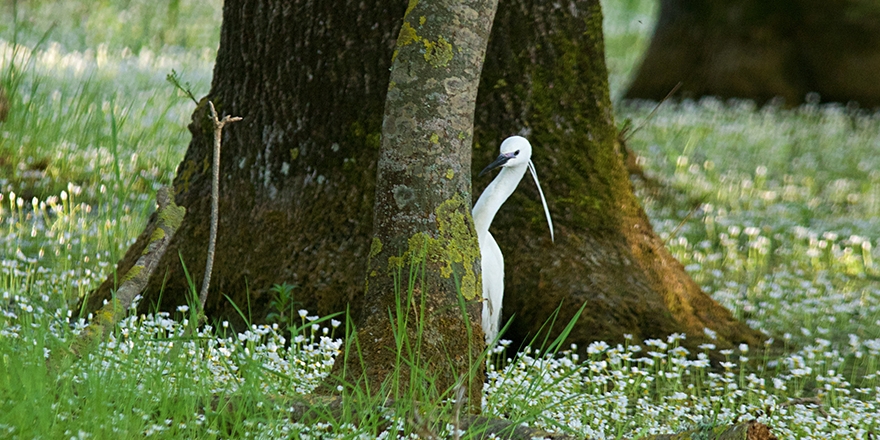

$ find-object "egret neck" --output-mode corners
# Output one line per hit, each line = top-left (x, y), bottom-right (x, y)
(473, 164), (528, 240)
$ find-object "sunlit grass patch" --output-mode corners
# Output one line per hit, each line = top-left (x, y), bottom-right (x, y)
(4, 298), (880, 438)
(1, 184), (113, 304)
(486, 335), (880, 438)
(622, 99), (880, 348)
(0, 0), (221, 54)
(0, 38), (211, 202)
(484, 333), (880, 438)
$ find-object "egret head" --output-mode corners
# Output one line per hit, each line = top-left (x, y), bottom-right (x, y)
(478, 136), (533, 177)
(478, 136), (555, 242)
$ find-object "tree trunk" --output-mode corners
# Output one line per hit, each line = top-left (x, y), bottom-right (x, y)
(82, 0), (402, 326)
(625, 0), (880, 107)
(347, 0), (497, 401)
(82, 0), (763, 356)
(471, 0), (763, 351)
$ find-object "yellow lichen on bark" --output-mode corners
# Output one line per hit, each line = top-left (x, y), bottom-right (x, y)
(423, 36), (454, 67)
(404, 0), (418, 18)
(393, 22), (421, 63)
(158, 203), (186, 230)
(119, 265), (143, 285)
(370, 237), (383, 258)
(397, 22), (420, 47)
(382, 195), (480, 301)
(433, 195), (480, 300)
(148, 227), (166, 245)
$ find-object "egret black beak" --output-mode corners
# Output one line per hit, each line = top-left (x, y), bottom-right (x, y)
(479, 152), (515, 177)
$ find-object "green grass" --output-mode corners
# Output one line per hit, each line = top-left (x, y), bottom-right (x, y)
(0, 0), (216, 302)
(3, 0), (880, 438)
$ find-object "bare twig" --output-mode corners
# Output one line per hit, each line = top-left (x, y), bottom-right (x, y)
(408, 408), (440, 440)
(661, 200), (704, 246)
(198, 101), (242, 315)
(452, 380), (465, 440)
(165, 69), (198, 104)
(621, 81), (682, 142)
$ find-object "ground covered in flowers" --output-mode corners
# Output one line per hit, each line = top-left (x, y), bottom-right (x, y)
(3, 0), (880, 438)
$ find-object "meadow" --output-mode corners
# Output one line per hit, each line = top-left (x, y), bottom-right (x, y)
(2, 0), (880, 438)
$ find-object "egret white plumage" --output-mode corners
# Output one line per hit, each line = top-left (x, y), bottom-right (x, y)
(473, 136), (554, 345)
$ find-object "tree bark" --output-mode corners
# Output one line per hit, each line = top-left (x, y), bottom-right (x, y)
(625, 0), (880, 107)
(345, 0), (496, 402)
(81, 0), (763, 357)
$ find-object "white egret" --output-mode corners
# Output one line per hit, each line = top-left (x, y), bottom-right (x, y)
(473, 136), (554, 345)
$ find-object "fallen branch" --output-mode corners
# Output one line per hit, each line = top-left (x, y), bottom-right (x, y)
(636, 420), (777, 440)
(50, 188), (185, 367)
